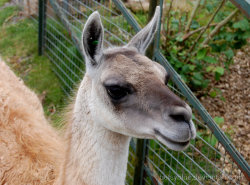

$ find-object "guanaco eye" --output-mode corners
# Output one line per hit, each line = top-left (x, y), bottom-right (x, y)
(105, 85), (131, 102)
(165, 73), (170, 85)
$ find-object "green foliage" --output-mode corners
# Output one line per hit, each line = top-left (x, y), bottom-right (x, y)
(212, 18), (250, 51)
(159, 1), (250, 90)
(197, 48), (207, 60)
(213, 116), (224, 126)
(209, 90), (217, 98)
(233, 18), (250, 31)
(209, 87), (225, 101)
(213, 66), (224, 81)
(203, 56), (217, 64)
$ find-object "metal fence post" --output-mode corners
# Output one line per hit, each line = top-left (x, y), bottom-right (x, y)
(146, 0), (159, 59)
(38, 0), (47, 55)
(133, 139), (148, 185)
(229, 0), (250, 18)
(155, 0), (164, 52)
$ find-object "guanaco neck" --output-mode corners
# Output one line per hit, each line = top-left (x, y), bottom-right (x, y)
(60, 76), (131, 185)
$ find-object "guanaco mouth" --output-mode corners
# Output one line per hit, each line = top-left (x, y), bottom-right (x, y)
(154, 129), (190, 146)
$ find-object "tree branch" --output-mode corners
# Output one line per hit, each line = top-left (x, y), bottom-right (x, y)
(139, 0), (145, 13)
(166, 0), (174, 37)
(202, 9), (239, 46)
(185, 0), (201, 33)
(182, 23), (218, 41)
(185, 0), (226, 62)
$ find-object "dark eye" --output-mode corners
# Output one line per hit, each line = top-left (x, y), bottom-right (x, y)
(105, 85), (131, 101)
(165, 73), (170, 85)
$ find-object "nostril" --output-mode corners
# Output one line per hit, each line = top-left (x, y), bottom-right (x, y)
(170, 114), (187, 123)
(168, 106), (192, 123)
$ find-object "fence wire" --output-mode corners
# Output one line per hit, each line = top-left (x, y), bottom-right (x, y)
(31, 0), (250, 184)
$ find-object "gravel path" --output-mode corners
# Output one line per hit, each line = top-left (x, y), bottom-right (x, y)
(200, 44), (249, 183)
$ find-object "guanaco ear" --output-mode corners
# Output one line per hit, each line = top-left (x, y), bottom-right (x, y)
(82, 11), (104, 67)
(126, 6), (160, 54)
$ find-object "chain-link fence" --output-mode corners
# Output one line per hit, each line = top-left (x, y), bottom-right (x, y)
(32, 0), (250, 184)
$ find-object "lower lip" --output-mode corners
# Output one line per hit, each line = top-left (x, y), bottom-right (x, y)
(154, 129), (190, 146)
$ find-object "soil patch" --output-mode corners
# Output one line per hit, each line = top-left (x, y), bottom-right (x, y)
(200, 44), (249, 183)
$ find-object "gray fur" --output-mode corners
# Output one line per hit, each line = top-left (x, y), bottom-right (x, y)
(126, 6), (160, 54)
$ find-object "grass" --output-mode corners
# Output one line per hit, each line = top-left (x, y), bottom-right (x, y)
(0, 0), (9, 7)
(0, 5), (17, 26)
(0, 4), (65, 127)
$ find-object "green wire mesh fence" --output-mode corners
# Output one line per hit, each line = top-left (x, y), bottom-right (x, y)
(32, 0), (250, 184)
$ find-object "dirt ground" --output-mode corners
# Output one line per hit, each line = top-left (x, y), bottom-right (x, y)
(200, 45), (250, 183)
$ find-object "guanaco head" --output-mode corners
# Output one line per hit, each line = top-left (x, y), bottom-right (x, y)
(81, 7), (196, 151)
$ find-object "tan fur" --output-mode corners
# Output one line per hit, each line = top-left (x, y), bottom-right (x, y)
(0, 60), (64, 184)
